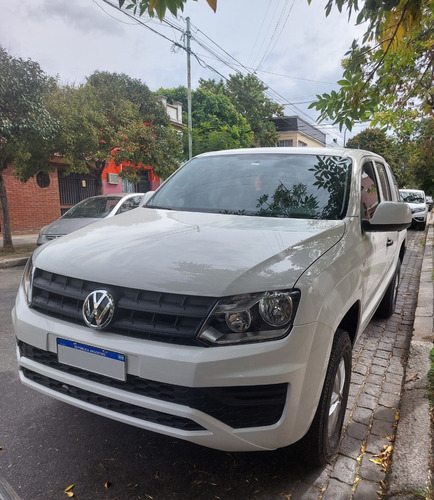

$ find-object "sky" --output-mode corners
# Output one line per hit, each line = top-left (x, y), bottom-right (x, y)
(0, 0), (368, 145)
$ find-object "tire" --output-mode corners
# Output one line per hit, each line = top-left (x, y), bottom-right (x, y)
(297, 328), (352, 466)
(418, 220), (427, 231)
(376, 259), (401, 318)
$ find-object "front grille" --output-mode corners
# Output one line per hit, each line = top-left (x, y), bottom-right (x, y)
(19, 341), (288, 429)
(30, 268), (217, 346)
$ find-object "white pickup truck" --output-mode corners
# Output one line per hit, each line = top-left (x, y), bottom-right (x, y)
(13, 147), (411, 465)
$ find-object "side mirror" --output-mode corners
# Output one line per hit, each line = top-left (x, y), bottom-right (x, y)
(140, 191), (155, 206)
(362, 201), (412, 232)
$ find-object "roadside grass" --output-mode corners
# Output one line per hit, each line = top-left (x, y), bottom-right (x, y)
(414, 348), (434, 497)
(429, 348), (434, 408)
(424, 333), (434, 500)
(0, 244), (36, 261)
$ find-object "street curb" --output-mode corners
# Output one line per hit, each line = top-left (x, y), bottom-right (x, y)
(387, 222), (433, 498)
(0, 257), (29, 270)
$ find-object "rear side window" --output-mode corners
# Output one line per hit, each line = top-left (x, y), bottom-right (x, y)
(361, 162), (380, 220)
(375, 162), (392, 201)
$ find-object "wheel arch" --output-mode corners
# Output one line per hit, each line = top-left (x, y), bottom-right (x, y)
(338, 301), (360, 347)
(399, 238), (407, 262)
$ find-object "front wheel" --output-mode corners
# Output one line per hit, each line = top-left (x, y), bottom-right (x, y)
(298, 328), (351, 466)
(376, 259), (401, 318)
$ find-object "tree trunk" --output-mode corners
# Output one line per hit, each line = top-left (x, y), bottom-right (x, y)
(94, 160), (106, 196)
(87, 160), (105, 196)
(0, 160), (14, 252)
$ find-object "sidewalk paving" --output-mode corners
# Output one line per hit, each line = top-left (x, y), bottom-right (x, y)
(317, 223), (433, 500)
(0, 233), (38, 269)
(0, 223), (432, 499)
(386, 220), (433, 499)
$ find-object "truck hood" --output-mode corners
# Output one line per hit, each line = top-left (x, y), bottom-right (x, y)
(34, 208), (345, 296)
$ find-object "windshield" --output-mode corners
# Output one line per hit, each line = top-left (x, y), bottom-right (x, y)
(63, 197), (120, 219)
(148, 153), (352, 220)
(400, 191), (424, 204)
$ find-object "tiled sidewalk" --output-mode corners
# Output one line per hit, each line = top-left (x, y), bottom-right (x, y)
(292, 228), (428, 499)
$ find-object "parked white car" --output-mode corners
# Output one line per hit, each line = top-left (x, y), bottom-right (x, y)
(399, 188), (428, 230)
(13, 148), (411, 465)
(37, 193), (145, 245)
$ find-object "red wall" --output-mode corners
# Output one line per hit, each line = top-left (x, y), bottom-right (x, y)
(102, 160), (161, 193)
(0, 165), (61, 234)
(0, 161), (161, 235)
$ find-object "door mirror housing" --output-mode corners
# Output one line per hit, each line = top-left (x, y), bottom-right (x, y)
(141, 191), (155, 206)
(362, 201), (412, 232)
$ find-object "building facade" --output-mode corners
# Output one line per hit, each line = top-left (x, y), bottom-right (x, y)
(1, 97), (183, 235)
(272, 116), (326, 147)
(0, 166), (61, 234)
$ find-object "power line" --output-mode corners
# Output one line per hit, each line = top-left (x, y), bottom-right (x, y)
(98, 0), (184, 46)
(251, 68), (338, 86)
(93, 0), (346, 139)
(191, 50), (339, 85)
(254, 0), (296, 72)
(247, 0), (273, 68)
(250, 0), (282, 71)
(181, 15), (327, 125)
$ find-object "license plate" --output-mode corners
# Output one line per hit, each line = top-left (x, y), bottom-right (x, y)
(57, 338), (126, 381)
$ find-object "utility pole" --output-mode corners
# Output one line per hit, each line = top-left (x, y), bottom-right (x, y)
(186, 17), (192, 159)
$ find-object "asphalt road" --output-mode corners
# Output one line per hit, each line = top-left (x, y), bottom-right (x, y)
(0, 228), (426, 500)
(0, 267), (316, 500)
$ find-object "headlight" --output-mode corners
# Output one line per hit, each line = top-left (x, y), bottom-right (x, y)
(198, 290), (300, 346)
(410, 207), (425, 214)
(22, 255), (34, 305)
(259, 291), (294, 326)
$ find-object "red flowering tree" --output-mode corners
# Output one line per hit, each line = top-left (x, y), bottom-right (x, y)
(112, 122), (182, 182)
(49, 72), (183, 194)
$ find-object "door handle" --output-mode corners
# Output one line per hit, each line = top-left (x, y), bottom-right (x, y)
(387, 238), (394, 247)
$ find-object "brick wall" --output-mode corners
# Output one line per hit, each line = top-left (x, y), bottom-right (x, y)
(0, 165), (61, 234)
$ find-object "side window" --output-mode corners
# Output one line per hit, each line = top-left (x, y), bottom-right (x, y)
(118, 200), (132, 214)
(130, 195), (143, 208)
(361, 162), (380, 220)
(117, 196), (141, 214)
(375, 162), (392, 201)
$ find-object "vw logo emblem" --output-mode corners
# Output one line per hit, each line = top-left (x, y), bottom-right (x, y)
(82, 290), (115, 330)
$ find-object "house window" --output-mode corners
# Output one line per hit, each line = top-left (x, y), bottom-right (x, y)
(278, 140), (293, 147)
(36, 171), (50, 188)
(298, 140), (308, 147)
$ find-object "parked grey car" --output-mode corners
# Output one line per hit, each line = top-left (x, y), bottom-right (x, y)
(37, 193), (145, 245)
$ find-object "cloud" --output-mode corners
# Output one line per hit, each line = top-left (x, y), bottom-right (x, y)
(29, 0), (124, 35)
(0, 0), (367, 142)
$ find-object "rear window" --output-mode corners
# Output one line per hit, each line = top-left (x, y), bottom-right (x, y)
(63, 197), (120, 219)
(148, 154), (352, 220)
